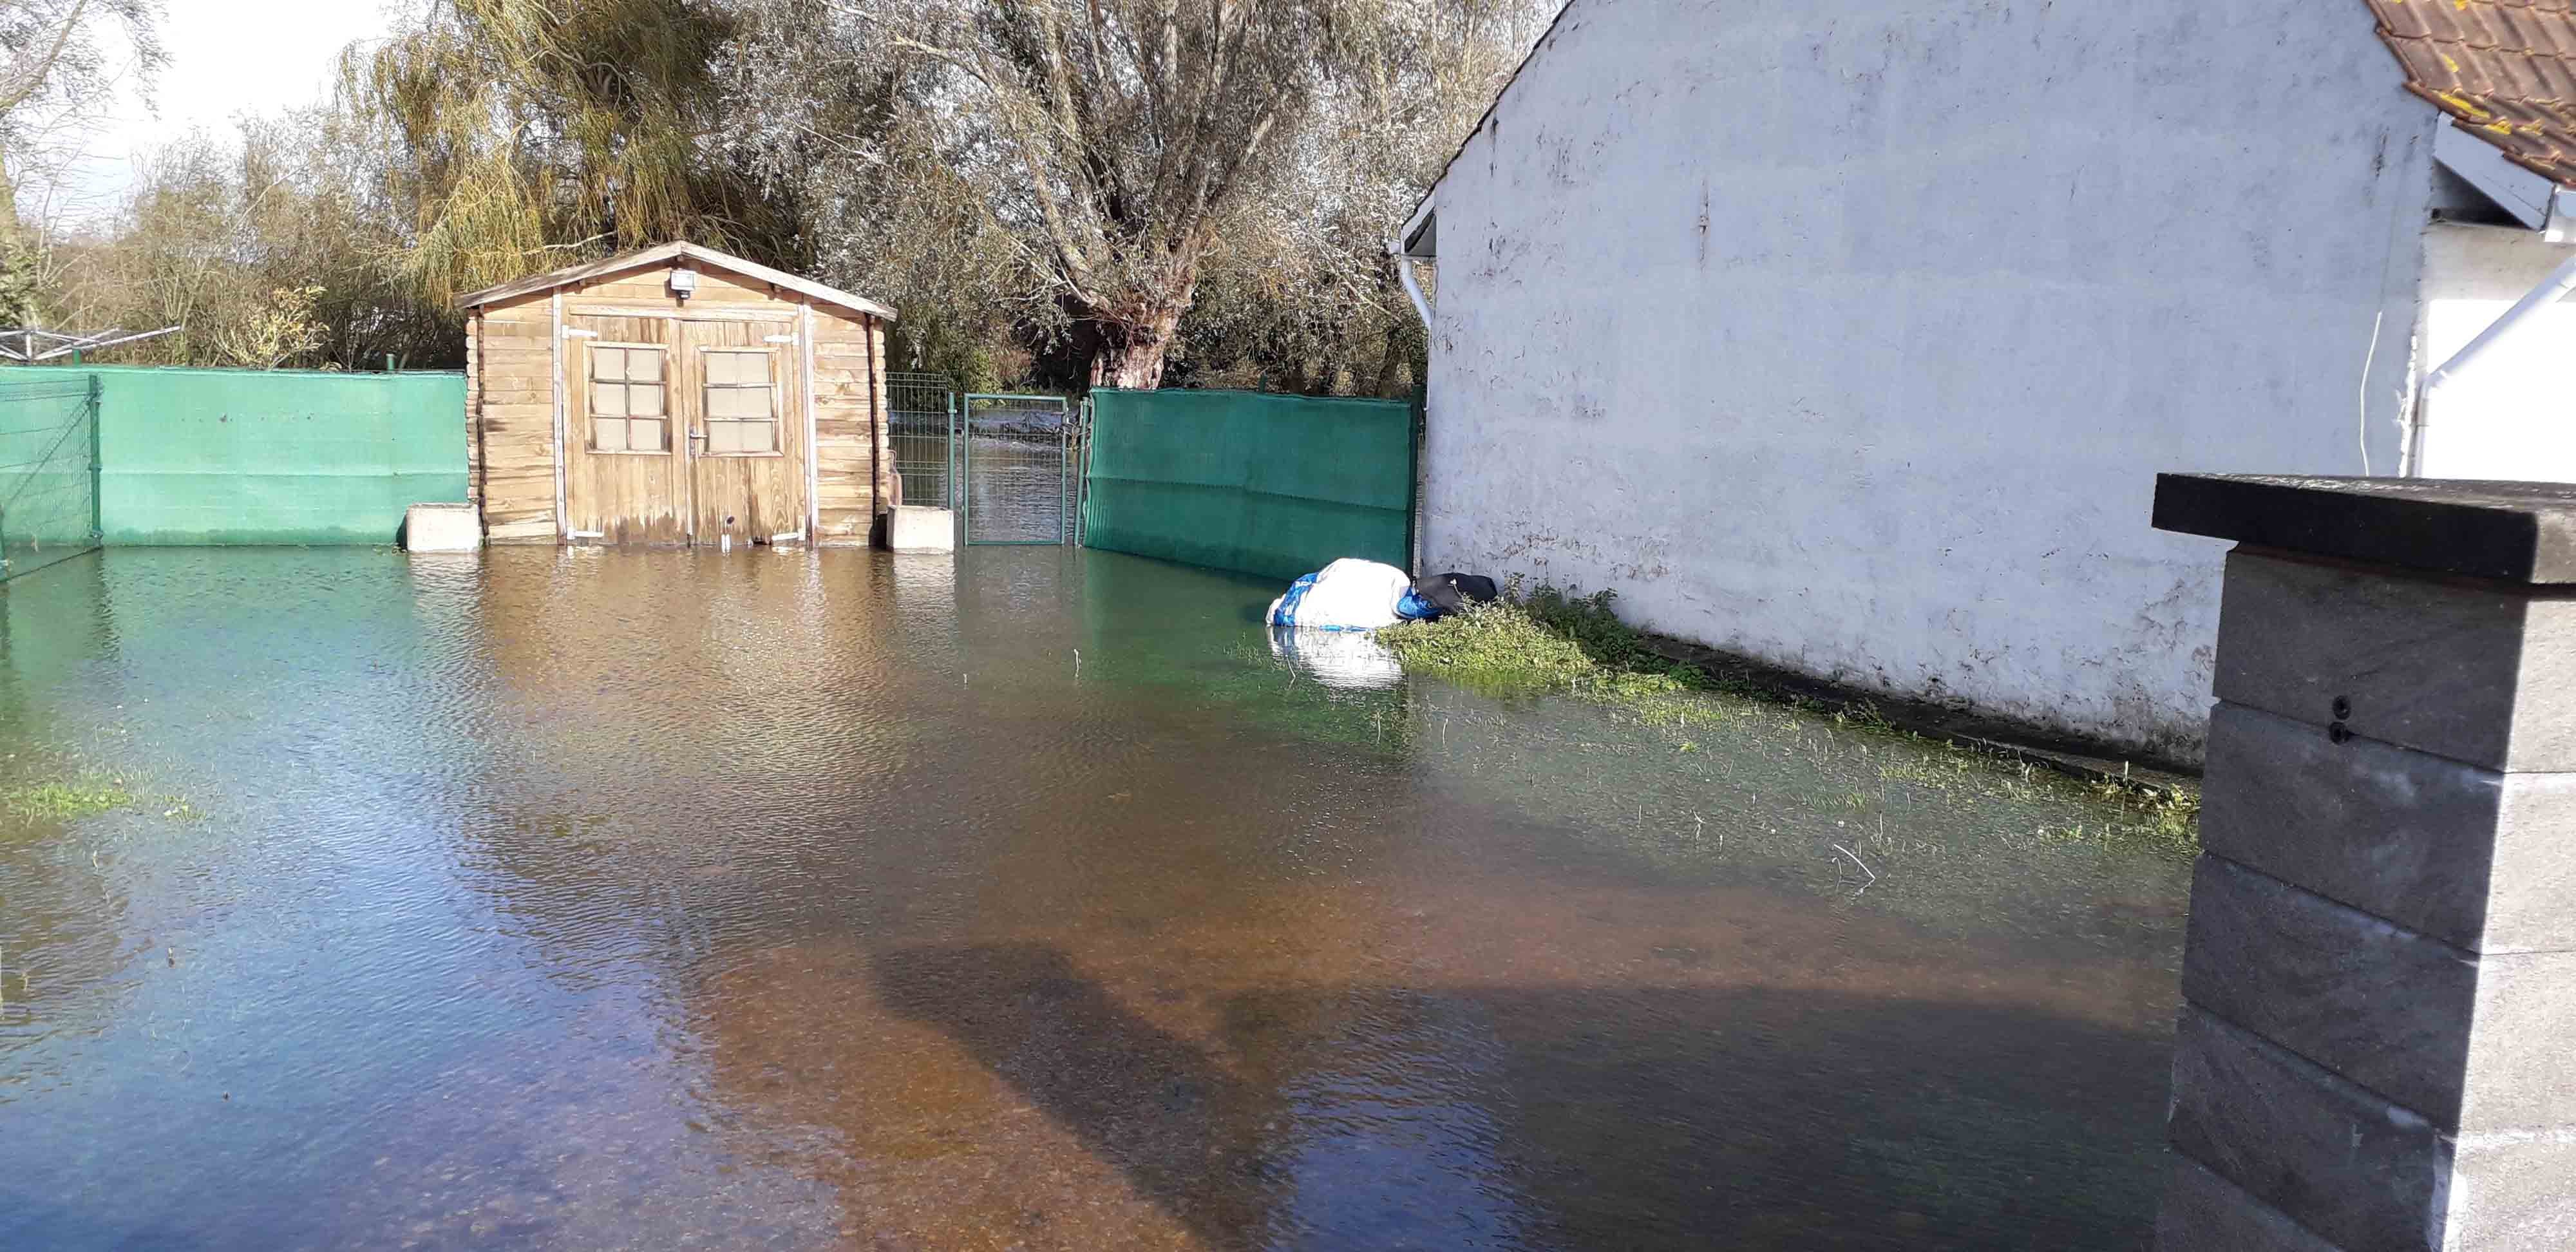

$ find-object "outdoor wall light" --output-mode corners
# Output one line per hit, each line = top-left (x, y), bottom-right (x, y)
(668, 267), (697, 302)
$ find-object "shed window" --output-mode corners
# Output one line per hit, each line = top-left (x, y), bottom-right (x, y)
(703, 350), (777, 454)
(589, 346), (668, 453)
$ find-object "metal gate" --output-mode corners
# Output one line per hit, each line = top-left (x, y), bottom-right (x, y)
(887, 371), (957, 509)
(0, 374), (102, 583)
(961, 394), (1072, 544)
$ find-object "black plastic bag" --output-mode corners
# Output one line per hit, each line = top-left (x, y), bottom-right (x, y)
(1408, 571), (1499, 619)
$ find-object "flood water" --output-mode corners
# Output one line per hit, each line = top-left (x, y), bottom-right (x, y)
(0, 547), (2190, 1249)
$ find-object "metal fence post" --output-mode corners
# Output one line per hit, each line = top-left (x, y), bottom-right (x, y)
(1074, 397), (1090, 549)
(1406, 386), (1426, 573)
(87, 372), (103, 542)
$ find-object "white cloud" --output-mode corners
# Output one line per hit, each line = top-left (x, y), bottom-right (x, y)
(43, 0), (398, 222)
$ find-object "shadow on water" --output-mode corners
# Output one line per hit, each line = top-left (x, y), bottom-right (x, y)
(869, 942), (2167, 1251)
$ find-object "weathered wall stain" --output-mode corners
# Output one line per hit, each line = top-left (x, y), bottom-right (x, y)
(1417, 0), (2443, 763)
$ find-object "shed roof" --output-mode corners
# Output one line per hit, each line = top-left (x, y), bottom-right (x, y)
(455, 242), (898, 321)
(2368, 0), (2576, 187)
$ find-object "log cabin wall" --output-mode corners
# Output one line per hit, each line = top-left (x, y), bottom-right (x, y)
(472, 291), (563, 544)
(461, 249), (893, 546)
(811, 306), (889, 544)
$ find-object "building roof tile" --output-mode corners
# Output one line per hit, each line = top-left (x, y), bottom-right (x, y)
(2370, 0), (2576, 187)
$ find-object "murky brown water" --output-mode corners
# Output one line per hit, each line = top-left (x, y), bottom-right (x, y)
(0, 547), (2188, 1249)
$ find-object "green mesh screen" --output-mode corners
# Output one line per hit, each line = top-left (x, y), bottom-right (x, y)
(1081, 388), (1416, 580)
(91, 366), (466, 545)
(0, 375), (100, 583)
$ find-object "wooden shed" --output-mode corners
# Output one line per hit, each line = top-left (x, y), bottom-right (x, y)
(457, 242), (896, 546)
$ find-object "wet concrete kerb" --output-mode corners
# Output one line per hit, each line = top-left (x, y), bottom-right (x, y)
(2151, 473), (2576, 1251)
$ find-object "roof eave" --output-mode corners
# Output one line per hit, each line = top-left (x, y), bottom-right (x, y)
(1396, 192), (1438, 260)
(2433, 120), (2576, 242)
(454, 241), (899, 321)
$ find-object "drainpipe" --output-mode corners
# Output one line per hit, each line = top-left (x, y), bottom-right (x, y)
(2407, 250), (2576, 475)
(1389, 193), (1437, 573)
(1390, 194), (1437, 330)
(1393, 245), (1433, 329)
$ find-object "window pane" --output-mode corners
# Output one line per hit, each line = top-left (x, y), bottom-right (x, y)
(626, 349), (664, 383)
(737, 419), (775, 453)
(630, 419), (665, 453)
(595, 382), (628, 417)
(705, 352), (736, 386)
(735, 352), (770, 384)
(593, 417), (628, 452)
(706, 421), (739, 454)
(630, 383), (665, 417)
(592, 347), (624, 381)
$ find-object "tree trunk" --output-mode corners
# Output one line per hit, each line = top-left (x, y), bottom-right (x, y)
(1371, 323), (1409, 398)
(1084, 302), (1184, 390)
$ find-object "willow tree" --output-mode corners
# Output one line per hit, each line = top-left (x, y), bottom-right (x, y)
(732, 0), (1542, 390)
(1166, 0), (1541, 394)
(346, 0), (800, 308)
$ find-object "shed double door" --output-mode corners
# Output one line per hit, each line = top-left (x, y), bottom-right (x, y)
(562, 313), (808, 545)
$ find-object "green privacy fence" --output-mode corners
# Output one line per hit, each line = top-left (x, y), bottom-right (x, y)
(0, 366), (466, 570)
(1080, 388), (1417, 580)
(0, 375), (102, 582)
(88, 366), (466, 546)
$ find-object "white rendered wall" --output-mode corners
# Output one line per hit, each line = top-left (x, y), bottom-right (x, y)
(2412, 222), (2576, 480)
(1419, 0), (2440, 761)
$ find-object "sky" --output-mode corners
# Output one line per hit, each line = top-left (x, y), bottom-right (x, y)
(46, 0), (399, 222)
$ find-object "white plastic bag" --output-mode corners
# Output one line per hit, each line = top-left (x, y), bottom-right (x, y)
(1265, 558), (1412, 631)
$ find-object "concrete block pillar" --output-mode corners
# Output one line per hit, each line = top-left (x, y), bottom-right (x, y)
(886, 504), (956, 552)
(402, 502), (482, 553)
(2150, 474), (2576, 1252)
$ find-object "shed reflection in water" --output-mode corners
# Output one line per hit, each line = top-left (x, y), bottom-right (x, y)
(0, 547), (2186, 1249)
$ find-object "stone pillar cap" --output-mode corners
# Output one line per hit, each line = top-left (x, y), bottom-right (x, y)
(2154, 474), (2576, 584)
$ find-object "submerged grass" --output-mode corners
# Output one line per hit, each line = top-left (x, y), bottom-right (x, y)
(1381, 578), (2200, 854)
(4, 773), (136, 822)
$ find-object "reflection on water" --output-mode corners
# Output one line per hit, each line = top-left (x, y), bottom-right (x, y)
(0, 547), (2187, 1249)
(1266, 626), (1401, 692)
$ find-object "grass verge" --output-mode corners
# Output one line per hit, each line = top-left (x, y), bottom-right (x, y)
(1378, 582), (1706, 698)
(1379, 578), (2199, 851)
